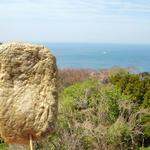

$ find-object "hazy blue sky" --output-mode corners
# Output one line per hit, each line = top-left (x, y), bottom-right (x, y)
(0, 0), (150, 44)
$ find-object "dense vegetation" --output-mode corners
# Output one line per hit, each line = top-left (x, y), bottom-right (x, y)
(0, 68), (149, 150)
(110, 73), (150, 107)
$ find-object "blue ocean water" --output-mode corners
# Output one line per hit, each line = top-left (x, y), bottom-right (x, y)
(42, 43), (150, 72)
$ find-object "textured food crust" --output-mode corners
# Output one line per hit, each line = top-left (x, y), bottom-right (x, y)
(0, 42), (58, 144)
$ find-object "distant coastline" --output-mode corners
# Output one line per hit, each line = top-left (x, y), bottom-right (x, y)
(43, 43), (150, 72)
(1, 42), (150, 72)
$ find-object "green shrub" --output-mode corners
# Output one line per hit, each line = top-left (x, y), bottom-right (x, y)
(61, 79), (125, 124)
(0, 144), (7, 150)
(61, 79), (98, 112)
(38, 76), (149, 150)
(139, 147), (150, 150)
(54, 79), (139, 149)
(143, 90), (150, 107)
(107, 118), (131, 145)
(110, 73), (150, 107)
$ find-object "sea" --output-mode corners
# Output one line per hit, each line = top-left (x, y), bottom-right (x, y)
(40, 43), (150, 72)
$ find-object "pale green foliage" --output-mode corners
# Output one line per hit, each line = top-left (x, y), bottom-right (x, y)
(107, 118), (131, 145)
(41, 79), (148, 150)
(139, 147), (150, 150)
(0, 144), (7, 150)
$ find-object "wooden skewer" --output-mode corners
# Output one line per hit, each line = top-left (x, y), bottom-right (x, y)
(29, 134), (33, 150)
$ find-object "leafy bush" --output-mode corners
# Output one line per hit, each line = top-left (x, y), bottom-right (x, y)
(0, 144), (7, 150)
(107, 118), (131, 145)
(40, 79), (149, 150)
(110, 73), (150, 107)
(110, 73), (150, 148)
(61, 79), (123, 124)
(139, 147), (150, 150)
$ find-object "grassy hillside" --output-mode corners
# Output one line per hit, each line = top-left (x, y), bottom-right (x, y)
(0, 68), (149, 150)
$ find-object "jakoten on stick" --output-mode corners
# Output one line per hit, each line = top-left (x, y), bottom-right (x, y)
(0, 42), (58, 145)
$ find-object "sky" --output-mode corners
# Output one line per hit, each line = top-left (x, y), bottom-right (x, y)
(0, 0), (150, 44)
